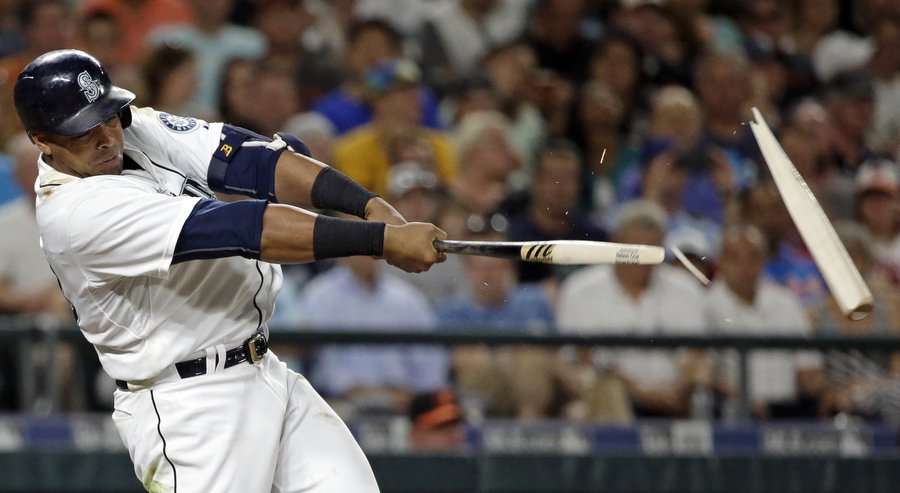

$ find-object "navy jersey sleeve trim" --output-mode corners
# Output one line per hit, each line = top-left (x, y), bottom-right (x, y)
(207, 125), (290, 202)
(172, 198), (266, 264)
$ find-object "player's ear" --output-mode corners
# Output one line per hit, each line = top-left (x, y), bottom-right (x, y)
(30, 132), (52, 156)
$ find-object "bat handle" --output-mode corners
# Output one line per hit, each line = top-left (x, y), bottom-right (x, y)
(433, 239), (463, 254)
(431, 239), (524, 258)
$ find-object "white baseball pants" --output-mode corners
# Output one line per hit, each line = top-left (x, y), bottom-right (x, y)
(112, 352), (380, 492)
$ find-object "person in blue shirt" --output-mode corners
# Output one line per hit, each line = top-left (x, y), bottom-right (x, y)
(436, 253), (555, 333)
(301, 252), (449, 416)
(506, 139), (607, 288)
(436, 231), (567, 419)
(311, 19), (441, 134)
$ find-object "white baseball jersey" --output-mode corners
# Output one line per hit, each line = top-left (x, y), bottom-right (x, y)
(35, 107), (282, 381)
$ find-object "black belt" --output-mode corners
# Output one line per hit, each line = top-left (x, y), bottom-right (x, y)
(116, 332), (268, 390)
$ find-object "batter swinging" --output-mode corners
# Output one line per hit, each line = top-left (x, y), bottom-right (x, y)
(13, 49), (446, 492)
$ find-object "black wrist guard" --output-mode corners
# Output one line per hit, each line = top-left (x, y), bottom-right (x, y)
(310, 167), (377, 218)
(313, 215), (385, 260)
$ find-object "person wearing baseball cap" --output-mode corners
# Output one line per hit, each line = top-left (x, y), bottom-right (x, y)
(333, 58), (459, 198)
(408, 389), (467, 452)
(853, 159), (900, 285)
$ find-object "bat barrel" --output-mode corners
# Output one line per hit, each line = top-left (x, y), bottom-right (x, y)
(750, 108), (874, 320)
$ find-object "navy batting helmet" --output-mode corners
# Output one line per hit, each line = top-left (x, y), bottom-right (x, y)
(13, 49), (135, 137)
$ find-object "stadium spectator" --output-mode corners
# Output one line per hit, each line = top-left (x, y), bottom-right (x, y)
(813, 221), (900, 424)
(821, 70), (879, 175)
(759, 0), (832, 106)
(449, 110), (518, 215)
(252, 0), (342, 105)
(78, 0), (192, 65)
(853, 159), (900, 287)
(333, 58), (459, 198)
(620, 85), (736, 228)
(785, 97), (860, 219)
(609, 0), (693, 88)
(706, 225), (825, 419)
(281, 111), (338, 163)
(811, 220), (899, 333)
(557, 200), (708, 418)
(244, 62), (304, 137)
(217, 57), (260, 130)
(436, 229), (561, 419)
(506, 139), (605, 291)
(779, 122), (854, 221)
(740, 183), (827, 307)
(439, 73), (501, 128)
(525, 0), (592, 86)
(737, 0), (792, 60)
(790, 0), (839, 56)
(311, 19), (441, 135)
(407, 389), (467, 452)
(665, 0), (744, 56)
(635, 143), (722, 255)
(810, 0), (885, 83)
(693, 52), (762, 189)
(417, 0), (528, 93)
(301, 0), (354, 60)
(0, 0), (71, 145)
(148, 0), (266, 111)
(381, 162), (468, 307)
(74, 10), (122, 71)
(140, 44), (213, 119)
(299, 243), (449, 417)
(0, 134), (69, 321)
(0, 1), (24, 59)
(0, 134), (85, 412)
(866, 15), (900, 157)
(478, 40), (546, 169)
(586, 33), (645, 126)
(525, 67), (575, 140)
(352, 0), (434, 36)
(73, 11), (146, 103)
(664, 223), (716, 284)
(573, 81), (639, 216)
(522, 0), (587, 138)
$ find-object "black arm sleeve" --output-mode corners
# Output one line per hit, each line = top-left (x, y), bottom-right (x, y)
(310, 167), (377, 218)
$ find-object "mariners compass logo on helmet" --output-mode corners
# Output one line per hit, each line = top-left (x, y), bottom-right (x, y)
(77, 70), (101, 103)
(159, 112), (198, 133)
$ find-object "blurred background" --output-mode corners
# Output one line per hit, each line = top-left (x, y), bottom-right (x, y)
(0, 0), (898, 491)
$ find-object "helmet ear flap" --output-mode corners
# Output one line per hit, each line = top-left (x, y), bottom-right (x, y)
(119, 106), (132, 129)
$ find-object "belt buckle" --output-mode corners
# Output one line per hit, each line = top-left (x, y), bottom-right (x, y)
(245, 332), (266, 364)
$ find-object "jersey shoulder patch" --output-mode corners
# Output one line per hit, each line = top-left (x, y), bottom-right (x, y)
(158, 112), (199, 133)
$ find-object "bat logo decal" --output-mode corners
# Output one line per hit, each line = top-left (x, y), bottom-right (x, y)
(615, 248), (641, 264)
(524, 244), (554, 263)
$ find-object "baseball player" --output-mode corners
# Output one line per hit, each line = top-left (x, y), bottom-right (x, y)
(13, 49), (447, 492)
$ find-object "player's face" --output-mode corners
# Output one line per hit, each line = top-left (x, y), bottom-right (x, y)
(32, 115), (125, 178)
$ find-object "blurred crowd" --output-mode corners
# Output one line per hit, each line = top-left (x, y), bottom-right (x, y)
(0, 0), (898, 437)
